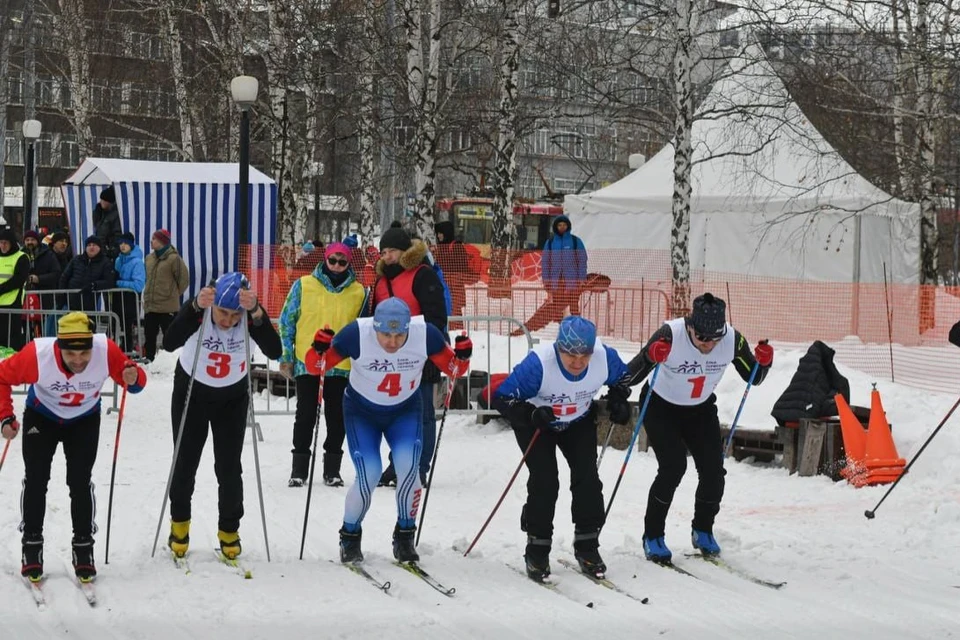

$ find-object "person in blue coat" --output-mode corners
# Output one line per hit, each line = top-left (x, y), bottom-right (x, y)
(493, 315), (632, 582)
(110, 232), (145, 353)
(514, 215), (588, 335)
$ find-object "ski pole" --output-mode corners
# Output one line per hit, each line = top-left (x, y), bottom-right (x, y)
(723, 360), (760, 459)
(464, 428), (542, 557)
(416, 374), (458, 546)
(244, 315), (272, 562)
(0, 438), (10, 475)
(604, 364), (660, 521)
(104, 384), (129, 564)
(597, 412), (619, 469)
(865, 392), (960, 519)
(151, 307), (209, 557)
(299, 355), (328, 560)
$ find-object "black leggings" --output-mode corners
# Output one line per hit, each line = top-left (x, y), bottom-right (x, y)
(642, 391), (726, 538)
(291, 374), (347, 458)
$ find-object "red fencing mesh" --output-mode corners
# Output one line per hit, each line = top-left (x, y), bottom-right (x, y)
(241, 245), (960, 394)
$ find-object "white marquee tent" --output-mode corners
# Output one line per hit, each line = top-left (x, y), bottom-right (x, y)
(62, 158), (278, 300)
(565, 46), (920, 284)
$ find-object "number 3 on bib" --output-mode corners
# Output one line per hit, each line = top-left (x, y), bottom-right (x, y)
(687, 375), (706, 399)
(376, 373), (416, 397)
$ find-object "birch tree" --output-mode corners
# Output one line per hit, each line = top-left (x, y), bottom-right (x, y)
(53, 0), (95, 155)
(490, 0), (521, 251)
(161, 0), (203, 160)
(0, 4), (12, 213)
(670, 0), (696, 315)
(357, 2), (380, 247)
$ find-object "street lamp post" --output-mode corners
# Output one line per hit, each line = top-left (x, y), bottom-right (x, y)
(22, 120), (42, 239)
(231, 76), (259, 266)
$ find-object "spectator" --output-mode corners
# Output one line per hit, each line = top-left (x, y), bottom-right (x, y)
(372, 223), (448, 486)
(110, 232), (146, 353)
(22, 230), (61, 337)
(513, 215), (587, 336)
(296, 240), (323, 273)
(60, 236), (115, 312)
(432, 221), (472, 329)
(92, 187), (123, 259)
(49, 232), (73, 272)
(142, 229), (189, 362)
(0, 229), (29, 350)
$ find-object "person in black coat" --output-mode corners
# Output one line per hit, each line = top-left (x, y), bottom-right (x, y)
(60, 236), (116, 312)
(0, 228), (30, 350)
(23, 230), (62, 306)
(92, 187), (123, 259)
(771, 340), (850, 426)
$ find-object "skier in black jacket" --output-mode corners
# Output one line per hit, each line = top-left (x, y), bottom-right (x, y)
(162, 272), (282, 561)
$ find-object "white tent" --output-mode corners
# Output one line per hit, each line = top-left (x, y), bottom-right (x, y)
(565, 46), (920, 284)
(62, 157), (278, 301)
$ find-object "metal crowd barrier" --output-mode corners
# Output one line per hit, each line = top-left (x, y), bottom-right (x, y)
(251, 314), (534, 419)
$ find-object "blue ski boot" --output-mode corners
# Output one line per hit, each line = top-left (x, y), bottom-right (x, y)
(691, 529), (721, 556)
(642, 535), (672, 563)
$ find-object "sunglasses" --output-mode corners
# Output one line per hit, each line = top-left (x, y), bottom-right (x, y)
(327, 257), (349, 267)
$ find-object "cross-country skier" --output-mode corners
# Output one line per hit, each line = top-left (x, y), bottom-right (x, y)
(309, 297), (471, 564)
(162, 272), (282, 560)
(0, 312), (146, 582)
(623, 292), (773, 562)
(492, 315), (633, 581)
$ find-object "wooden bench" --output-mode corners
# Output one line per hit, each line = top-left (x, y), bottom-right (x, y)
(250, 365), (296, 398)
(776, 405), (871, 479)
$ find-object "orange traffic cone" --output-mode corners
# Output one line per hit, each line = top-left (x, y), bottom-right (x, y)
(835, 394), (867, 481)
(851, 387), (905, 487)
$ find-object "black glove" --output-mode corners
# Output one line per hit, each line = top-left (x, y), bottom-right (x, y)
(454, 334), (473, 360)
(83, 283), (96, 293)
(530, 406), (556, 430)
(606, 386), (632, 425)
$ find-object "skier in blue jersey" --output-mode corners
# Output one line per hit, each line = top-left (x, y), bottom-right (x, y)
(309, 297), (471, 564)
(493, 315), (633, 582)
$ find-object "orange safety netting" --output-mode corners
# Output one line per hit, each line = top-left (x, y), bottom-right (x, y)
(240, 245), (960, 393)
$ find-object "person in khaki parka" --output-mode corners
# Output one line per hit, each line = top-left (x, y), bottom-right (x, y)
(142, 229), (189, 362)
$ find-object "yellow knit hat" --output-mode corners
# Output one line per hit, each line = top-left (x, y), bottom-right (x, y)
(58, 312), (94, 350)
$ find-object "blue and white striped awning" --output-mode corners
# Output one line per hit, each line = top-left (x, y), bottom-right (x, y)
(61, 158), (278, 303)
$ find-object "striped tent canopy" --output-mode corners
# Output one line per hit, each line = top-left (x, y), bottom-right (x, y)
(61, 157), (277, 303)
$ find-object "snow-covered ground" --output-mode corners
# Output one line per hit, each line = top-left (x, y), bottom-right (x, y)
(2, 339), (960, 639)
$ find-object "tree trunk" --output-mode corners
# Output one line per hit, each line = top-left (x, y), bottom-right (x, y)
(57, 0), (95, 155)
(357, 5), (379, 249)
(491, 0), (521, 252)
(163, 2), (198, 160)
(0, 19), (10, 213)
(670, 0), (694, 317)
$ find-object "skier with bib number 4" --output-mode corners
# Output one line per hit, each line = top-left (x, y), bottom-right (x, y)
(307, 297), (471, 565)
(161, 273), (282, 561)
(0, 312), (146, 583)
(623, 292), (773, 563)
(492, 315), (633, 582)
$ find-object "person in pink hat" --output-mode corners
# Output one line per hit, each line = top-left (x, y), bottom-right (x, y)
(278, 241), (368, 487)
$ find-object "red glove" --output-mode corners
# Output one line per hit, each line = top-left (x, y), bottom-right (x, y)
(312, 328), (335, 354)
(1, 415), (20, 439)
(454, 334), (473, 360)
(647, 339), (671, 364)
(754, 340), (773, 367)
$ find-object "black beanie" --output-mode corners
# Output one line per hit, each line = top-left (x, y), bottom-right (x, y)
(687, 293), (727, 339)
(100, 186), (116, 204)
(85, 235), (103, 248)
(379, 226), (412, 252)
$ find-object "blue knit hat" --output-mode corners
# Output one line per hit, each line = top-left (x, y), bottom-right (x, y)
(343, 234), (359, 248)
(556, 316), (596, 355)
(373, 298), (411, 334)
(214, 272), (249, 311)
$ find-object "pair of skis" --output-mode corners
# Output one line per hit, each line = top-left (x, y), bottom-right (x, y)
(23, 574), (97, 609)
(515, 558), (650, 606)
(652, 552), (786, 590)
(170, 549), (254, 579)
(343, 560), (455, 597)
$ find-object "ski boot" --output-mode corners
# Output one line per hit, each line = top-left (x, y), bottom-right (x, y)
(573, 531), (606, 579)
(72, 536), (97, 582)
(691, 529), (721, 556)
(378, 466), (397, 488)
(289, 452), (310, 488)
(21, 533), (43, 582)
(642, 535), (672, 563)
(168, 520), (191, 557)
(218, 530), (242, 560)
(392, 524), (419, 563)
(524, 536), (552, 582)
(339, 527), (363, 564)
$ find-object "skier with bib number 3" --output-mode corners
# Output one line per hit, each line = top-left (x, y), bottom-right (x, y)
(623, 292), (773, 563)
(307, 297), (471, 565)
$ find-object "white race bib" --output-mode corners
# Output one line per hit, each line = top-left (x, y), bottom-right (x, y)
(652, 317), (735, 406)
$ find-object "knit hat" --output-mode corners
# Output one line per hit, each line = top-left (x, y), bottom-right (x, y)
(302, 241), (315, 253)
(100, 186), (116, 204)
(23, 230), (41, 242)
(152, 229), (171, 246)
(51, 232), (69, 244)
(556, 316), (597, 355)
(379, 226), (412, 252)
(85, 235), (103, 248)
(373, 298), (411, 335)
(58, 312), (94, 351)
(325, 242), (349, 259)
(687, 293), (727, 340)
(214, 272), (249, 311)
(343, 234), (359, 249)
(117, 232), (136, 248)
